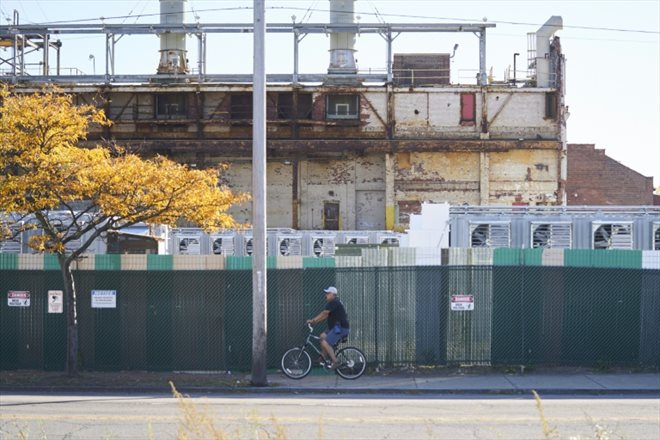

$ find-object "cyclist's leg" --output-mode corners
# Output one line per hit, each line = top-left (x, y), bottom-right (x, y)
(321, 329), (340, 367)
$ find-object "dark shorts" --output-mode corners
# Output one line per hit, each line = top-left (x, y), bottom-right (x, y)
(324, 325), (350, 346)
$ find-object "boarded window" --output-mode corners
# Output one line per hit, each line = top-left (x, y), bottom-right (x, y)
(545, 92), (557, 119)
(277, 92), (313, 119)
(326, 94), (359, 120)
(230, 93), (253, 120)
(460, 92), (476, 123)
(155, 94), (187, 118)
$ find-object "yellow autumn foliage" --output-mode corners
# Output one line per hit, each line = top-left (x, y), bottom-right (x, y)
(0, 86), (249, 251)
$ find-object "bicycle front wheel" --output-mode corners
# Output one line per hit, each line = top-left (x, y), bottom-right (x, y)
(335, 347), (366, 380)
(281, 347), (312, 379)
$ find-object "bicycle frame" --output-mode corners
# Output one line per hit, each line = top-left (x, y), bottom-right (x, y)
(299, 323), (329, 363)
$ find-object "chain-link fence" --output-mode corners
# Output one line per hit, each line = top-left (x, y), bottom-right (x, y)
(1, 266), (659, 371)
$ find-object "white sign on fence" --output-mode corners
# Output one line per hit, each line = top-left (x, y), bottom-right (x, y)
(48, 290), (63, 314)
(451, 294), (474, 311)
(91, 290), (117, 309)
(7, 290), (30, 307)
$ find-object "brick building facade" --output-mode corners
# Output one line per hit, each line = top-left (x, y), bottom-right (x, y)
(567, 144), (654, 205)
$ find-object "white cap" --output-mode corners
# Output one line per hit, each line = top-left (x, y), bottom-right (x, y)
(323, 286), (338, 295)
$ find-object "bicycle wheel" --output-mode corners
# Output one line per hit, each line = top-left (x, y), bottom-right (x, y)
(281, 347), (312, 379)
(335, 347), (366, 380)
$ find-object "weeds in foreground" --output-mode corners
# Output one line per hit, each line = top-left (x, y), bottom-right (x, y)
(170, 381), (290, 440)
(533, 390), (559, 439)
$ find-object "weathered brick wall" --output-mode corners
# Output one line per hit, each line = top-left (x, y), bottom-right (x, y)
(567, 144), (654, 205)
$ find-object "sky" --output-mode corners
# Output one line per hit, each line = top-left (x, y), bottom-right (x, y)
(2, 0), (659, 188)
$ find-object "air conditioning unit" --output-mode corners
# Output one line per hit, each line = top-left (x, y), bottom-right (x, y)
(210, 233), (236, 256)
(592, 222), (633, 250)
(654, 222), (660, 251)
(530, 222), (572, 249)
(308, 233), (337, 257)
(469, 222), (511, 248)
(343, 232), (369, 245)
(244, 235), (254, 256)
(377, 232), (401, 246)
(0, 223), (22, 253)
(278, 235), (303, 256)
(173, 228), (203, 255)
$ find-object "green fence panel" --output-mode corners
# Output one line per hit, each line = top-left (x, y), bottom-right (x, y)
(147, 255), (173, 271)
(95, 255), (121, 271)
(2, 262), (659, 372)
(0, 254), (18, 270)
(415, 266), (447, 365)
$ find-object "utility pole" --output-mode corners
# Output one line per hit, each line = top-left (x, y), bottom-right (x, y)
(251, 0), (268, 387)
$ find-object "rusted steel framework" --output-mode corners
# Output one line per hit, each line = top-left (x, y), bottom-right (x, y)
(0, 22), (495, 84)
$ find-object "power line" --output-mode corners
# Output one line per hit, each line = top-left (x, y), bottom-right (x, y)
(3, 4), (658, 35)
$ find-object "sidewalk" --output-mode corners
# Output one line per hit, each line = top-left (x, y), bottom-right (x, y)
(1, 369), (658, 395)
(266, 371), (660, 395)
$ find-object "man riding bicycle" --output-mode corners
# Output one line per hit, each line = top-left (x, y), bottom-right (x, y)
(306, 286), (350, 369)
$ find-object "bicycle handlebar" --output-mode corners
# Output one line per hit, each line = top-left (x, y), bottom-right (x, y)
(307, 322), (314, 332)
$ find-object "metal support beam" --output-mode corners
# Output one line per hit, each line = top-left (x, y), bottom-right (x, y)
(479, 30), (487, 86)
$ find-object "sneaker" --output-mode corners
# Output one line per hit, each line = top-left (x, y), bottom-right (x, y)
(330, 361), (340, 370)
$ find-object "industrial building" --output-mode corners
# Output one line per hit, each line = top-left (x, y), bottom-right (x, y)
(1, 0), (569, 233)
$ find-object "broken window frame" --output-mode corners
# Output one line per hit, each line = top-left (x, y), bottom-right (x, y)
(155, 93), (188, 119)
(276, 92), (313, 120)
(326, 94), (359, 120)
(230, 93), (253, 120)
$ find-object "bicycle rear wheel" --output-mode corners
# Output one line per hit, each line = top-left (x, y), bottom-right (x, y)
(281, 347), (312, 379)
(335, 347), (366, 380)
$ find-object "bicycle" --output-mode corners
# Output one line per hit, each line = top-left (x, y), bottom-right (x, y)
(281, 323), (366, 380)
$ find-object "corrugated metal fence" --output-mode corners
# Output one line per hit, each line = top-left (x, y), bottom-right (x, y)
(1, 250), (659, 371)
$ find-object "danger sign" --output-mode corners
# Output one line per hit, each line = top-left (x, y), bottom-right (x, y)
(451, 295), (474, 311)
(8, 291), (30, 307)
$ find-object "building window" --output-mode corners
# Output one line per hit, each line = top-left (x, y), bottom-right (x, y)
(155, 94), (187, 118)
(277, 92), (313, 119)
(230, 93), (253, 120)
(326, 94), (359, 120)
(460, 92), (476, 124)
(545, 92), (557, 119)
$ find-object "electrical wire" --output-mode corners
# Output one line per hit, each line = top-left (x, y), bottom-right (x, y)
(1, 3), (658, 36)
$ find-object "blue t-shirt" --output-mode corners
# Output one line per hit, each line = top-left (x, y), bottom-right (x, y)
(325, 298), (349, 330)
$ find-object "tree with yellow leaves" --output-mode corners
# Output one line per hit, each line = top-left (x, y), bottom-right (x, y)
(0, 86), (248, 376)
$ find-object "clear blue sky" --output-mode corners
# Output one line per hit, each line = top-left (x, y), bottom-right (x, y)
(2, 0), (659, 188)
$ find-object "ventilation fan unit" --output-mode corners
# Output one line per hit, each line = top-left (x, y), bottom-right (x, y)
(377, 233), (400, 246)
(343, 233), (369, 245)
(592, 222), (633, 250)
(244, 236), (254, 256)
(0, 224), (22, 253)
(210, 234), (235, 256)
(173, 229), (203, 255)
(530, 222), (572, 249)
(310, 235), (336, 257)
(278, 235), (303, 256)
(469, 222), (511, 248)
(653, 222), (660, 251)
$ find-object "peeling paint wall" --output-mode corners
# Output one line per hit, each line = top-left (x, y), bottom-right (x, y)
(488, 150), (559, 204)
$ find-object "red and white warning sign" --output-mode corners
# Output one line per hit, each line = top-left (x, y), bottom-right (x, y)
(451, 295), (474, 311)
(8, 290), (30, 307)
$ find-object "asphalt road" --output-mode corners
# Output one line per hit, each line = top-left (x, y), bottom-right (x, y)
(1, 392), (658, 440)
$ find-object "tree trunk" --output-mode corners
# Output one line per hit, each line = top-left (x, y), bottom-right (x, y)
(59, 255), (79, 377)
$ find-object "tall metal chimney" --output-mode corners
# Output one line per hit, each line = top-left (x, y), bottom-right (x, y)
(158, 0), (188, 74)
(328, 0), (357, 74)
(535, 16), (562, 87)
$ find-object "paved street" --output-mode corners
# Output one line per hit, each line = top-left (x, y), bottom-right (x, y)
(1, 392), (659, 440)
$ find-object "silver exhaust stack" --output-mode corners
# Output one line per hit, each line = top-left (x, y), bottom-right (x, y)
(158, 0), (188, 74)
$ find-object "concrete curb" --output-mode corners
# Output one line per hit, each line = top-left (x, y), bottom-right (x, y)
(1, 385), (658, 396)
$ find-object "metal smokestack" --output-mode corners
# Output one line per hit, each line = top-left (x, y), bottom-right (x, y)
(158, 0), (188, 74)
(328, 0), (357, 74)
